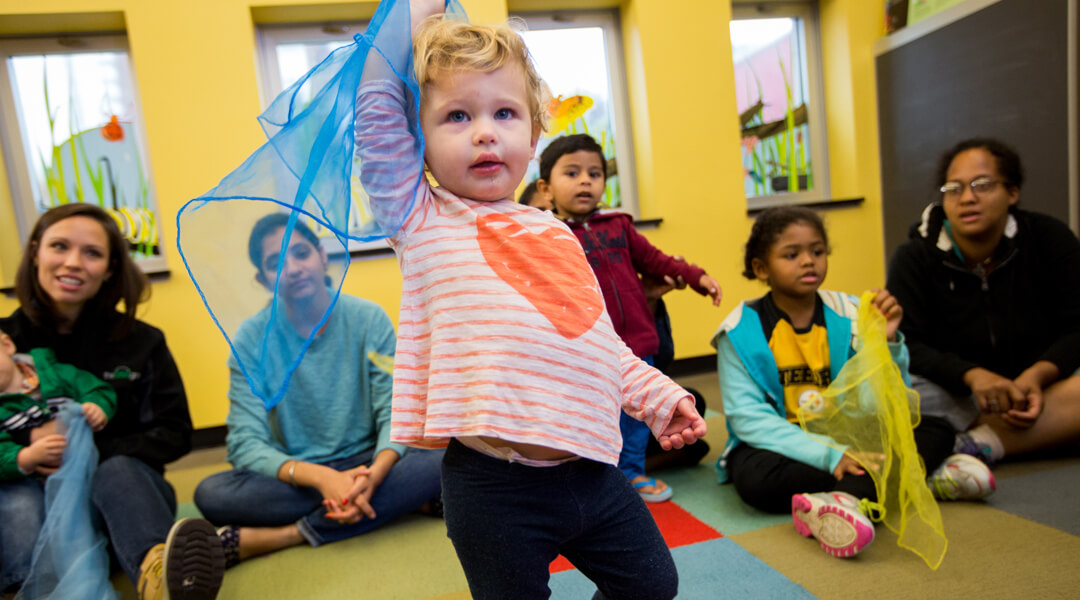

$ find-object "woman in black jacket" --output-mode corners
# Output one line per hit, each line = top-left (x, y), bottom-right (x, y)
(887, 138), (1080, 465)
(0, 204), (223, 600)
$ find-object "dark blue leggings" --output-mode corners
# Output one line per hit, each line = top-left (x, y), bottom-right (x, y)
(441, 439), (678, 600)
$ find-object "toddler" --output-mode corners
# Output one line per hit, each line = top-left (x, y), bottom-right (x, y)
(352, 1), (705, 597)
(0, 330), (114, 480)
(536, 133), (721, 502)
(516, 180), (550, 211)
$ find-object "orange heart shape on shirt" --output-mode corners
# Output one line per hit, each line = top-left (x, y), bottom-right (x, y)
(477, 212), (604, 339)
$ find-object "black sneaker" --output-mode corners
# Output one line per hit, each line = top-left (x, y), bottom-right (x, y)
(162, 518), (225, 600)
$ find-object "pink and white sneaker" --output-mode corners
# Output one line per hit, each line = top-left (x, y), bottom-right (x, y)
(792, 491), (875, 558)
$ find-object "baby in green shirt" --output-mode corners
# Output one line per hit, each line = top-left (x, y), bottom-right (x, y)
(0, 330), (116, 479)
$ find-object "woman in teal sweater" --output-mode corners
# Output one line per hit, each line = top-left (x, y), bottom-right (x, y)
(194, 214), (443, 567)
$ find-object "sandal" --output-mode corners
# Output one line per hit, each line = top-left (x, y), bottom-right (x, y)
(632, 476), (673, 503)
(216, 525), (241, 568)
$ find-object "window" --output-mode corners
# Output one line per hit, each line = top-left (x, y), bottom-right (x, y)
(256, 23), (366, 109)
(256, 22), (391, 254)
(514, 10), (638, 216)
(730, 2), (829, 209)
(0, 35), (166, 272)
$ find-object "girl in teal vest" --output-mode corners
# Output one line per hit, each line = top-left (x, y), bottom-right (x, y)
(711, 207), (994, 559)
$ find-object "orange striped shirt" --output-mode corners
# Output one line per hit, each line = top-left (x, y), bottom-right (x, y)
(355, 81), (690, 465)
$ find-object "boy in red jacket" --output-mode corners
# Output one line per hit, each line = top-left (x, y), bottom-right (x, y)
(536, 134), (722, 501)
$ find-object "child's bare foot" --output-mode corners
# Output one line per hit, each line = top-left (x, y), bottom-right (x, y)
(631, 475), (672, 503)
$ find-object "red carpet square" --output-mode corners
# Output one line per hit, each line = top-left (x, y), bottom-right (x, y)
(550, 502), (723, 573)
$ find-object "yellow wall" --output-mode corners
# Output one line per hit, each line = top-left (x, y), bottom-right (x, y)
(0, 0), (886, 429)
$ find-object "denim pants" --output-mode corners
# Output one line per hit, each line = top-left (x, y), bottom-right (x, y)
(441, 439), (678, 600)
(0, 477), (45, 591)
(617, 413), (651, 480)
(194, 447), (443, 546)
(0, 455), (178, 590)
(617, 355), (654, 481)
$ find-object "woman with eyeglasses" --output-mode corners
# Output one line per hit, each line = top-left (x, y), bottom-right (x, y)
(886, 138), (1080, 467)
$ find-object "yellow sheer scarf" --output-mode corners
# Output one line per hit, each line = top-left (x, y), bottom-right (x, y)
(798, 291), (948, 569)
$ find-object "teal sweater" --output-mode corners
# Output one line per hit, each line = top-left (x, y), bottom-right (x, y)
(225, 293), (405, 478)
(0, 348), (117, 480)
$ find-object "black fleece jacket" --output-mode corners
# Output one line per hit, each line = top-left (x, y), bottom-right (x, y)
(0, 308), (193, 472)
(886, 205), (1080, 396)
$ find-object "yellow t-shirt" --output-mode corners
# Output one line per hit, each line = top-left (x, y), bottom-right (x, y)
(754, 294), (831, 423)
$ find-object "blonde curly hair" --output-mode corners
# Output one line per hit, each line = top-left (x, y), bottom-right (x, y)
(413, 16), (549, 133)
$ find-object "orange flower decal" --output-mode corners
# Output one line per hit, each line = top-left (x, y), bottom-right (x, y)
(101, 115), (124, 142)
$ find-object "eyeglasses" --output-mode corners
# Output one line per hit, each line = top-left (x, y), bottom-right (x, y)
(940, 176), (1002, 198)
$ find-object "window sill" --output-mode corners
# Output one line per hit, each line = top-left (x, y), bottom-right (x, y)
(747, 197), (864, 216)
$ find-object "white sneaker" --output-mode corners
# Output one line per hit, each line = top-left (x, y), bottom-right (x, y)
(929, 453), (996, 501)
(791, 491), (875, 558)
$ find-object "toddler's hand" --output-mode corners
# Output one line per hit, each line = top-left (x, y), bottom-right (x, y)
(410, 0), (445, 35)
(698, 274), (722, 306)
(82, 403), (108, 431)
(832, 453), (865, 480)
(657, 397), (706, 450)
(870, 288), (903, 342)
(17, 433), (67, 474)
(643, 256), (687, 303)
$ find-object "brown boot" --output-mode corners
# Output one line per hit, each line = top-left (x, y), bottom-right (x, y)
(137, 543), (165, 600)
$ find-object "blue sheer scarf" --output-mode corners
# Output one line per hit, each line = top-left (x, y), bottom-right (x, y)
(178, 0), (465, 409)
(16, 403), (117, 600)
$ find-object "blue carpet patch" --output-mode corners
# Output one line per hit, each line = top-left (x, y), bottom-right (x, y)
(548, 538), (816, 599)
(988, 463), (1080, 536)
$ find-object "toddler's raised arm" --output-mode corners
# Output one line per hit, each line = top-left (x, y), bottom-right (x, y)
(352, 0), (443, 233)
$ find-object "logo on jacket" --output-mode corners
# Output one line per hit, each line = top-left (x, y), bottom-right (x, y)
(103, 366), (141, 382)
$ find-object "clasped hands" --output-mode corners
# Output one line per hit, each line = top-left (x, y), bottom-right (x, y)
(964, 366), (1048, 429)
(316, 465), (380, 525)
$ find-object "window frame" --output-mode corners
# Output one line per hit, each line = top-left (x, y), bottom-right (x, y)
(255, 21), (398, 256)
(0, 33), (167, 273)
(255, 22), (368, 109)
(512, 9), (639, 218)
(731, 1), (831, 210)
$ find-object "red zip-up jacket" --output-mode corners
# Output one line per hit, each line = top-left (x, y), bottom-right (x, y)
(564, 211), (709, 358)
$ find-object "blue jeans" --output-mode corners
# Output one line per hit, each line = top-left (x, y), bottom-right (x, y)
(0, 455), (178, 590)
(441, 439), (678, 600)
(0, 478), (45, 591)
(618, 413), (651, 480)
(618, 355), (654, 481)
(91, 456), (179, 584)
(194, 447), (443, 546)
